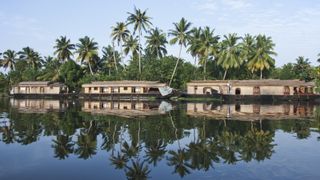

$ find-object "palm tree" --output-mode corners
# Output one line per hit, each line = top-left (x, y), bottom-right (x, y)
(123, 35), (141, 60)
(37, 56), (61, 81)
(198, 27), (220, 80)
(247, 35), (277, 79)
(75, 36), (99, 75)
(53, 36), (75, 62)
(101, 46), (120, 76)
(241, 34), (256, 63)
(19, 47), (42, 69)
(188, 27), (202, 66)
(217, 33), (243, 80)
(111, 22), (130, 67)
(127, 7), (152, 75)
(168, 18), (192, 86)
(1, 50), (18, 70)
(145, 27), (168, 59)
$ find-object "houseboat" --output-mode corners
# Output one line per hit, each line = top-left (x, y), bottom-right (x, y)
(10, 81), (68, 98)
(81, 81), (173, 100)
(81, 101), (172, 118)
(187, 102), (315, 121)
(186, 79), (317, 101)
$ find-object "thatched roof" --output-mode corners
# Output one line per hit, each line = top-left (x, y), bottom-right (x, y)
(82, 81), (166, 87)
(188, 79), (315, 87)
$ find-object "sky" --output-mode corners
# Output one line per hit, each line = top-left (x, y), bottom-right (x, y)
(0, 0), (320, 68)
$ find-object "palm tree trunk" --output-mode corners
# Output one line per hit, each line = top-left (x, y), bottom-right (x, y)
(169, 44), (182, 87)
(203, 58), (207, 80)
(138, 28), (142, 77)
(223, 69), (228, 80)
(88, 61), (94, 75)
(112, 42), (118, 73)
(120, 40), (124, 65)
(260, 69), (263, 79)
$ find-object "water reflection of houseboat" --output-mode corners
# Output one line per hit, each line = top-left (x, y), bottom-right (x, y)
(10, 99), (68, 113)
(187, 103), (315, 121)
(81, 101), (172, 118)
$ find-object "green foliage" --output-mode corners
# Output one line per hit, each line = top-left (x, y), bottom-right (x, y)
(59, 60), (83, 92)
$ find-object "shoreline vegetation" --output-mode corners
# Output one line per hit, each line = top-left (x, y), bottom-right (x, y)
(1, 7), (320, 95)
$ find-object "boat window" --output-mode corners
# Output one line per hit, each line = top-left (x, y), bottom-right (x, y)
(124, 87), (128, 90)
(253, 86), (260, 95)
(94, 87), (98, 90)
(284, 86), (290, 95)
(235, 88), (241, 95)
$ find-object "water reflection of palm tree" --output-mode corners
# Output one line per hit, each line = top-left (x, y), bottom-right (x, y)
(167, 112), (192, 177)
(125, 159), (151, 180)
(144, 139), (167, 166)
(121, 141), (141, 158)
(187, 140), (218, 171)
(240, 128), (274, 162)
(217, 131), (239, 164)
(110, 152), (129, 169)
(167, 149), (192, 177)
(52, 135), (74, 160)
(75, 132), (97, 159)
(1, 123), (15, 144)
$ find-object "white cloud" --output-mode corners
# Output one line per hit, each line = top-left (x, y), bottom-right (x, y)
(195, 0), (252, 14)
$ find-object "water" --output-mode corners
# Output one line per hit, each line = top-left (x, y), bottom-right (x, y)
(0, 98), (320, 180)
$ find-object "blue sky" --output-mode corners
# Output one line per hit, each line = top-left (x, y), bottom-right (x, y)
(1, 0), (320, 68)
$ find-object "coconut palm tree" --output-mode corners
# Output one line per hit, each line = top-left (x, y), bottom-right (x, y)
(145, 27), (168, 59)
(37, 56), (61, 81)
(127, 7), (152, 75)
(197, 27), (220, 80)
(241, 34), (256, 63)
(19, 47), (42, 69)
(217, 33), (243, 80)
(168, 18), (192, 86)
(75, 36), (99, 75)
(247, 35), (277, 79)
(111, 22), (130, 66)
(101, 46), (120, 76)
(188, 27), (202, 66)
(53, 36), (75, 62)
(0, 50), (18, 71)
(123, 35), (141, 60)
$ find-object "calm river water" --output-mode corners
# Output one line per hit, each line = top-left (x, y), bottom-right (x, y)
(0, 98), (320, 180)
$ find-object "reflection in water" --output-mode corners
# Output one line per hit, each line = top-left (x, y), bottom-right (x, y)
(10, 99), (68, 113)
(82, 101), (172, 118)
(0, 99), (320, 179)
(187, 103), (315, 121)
